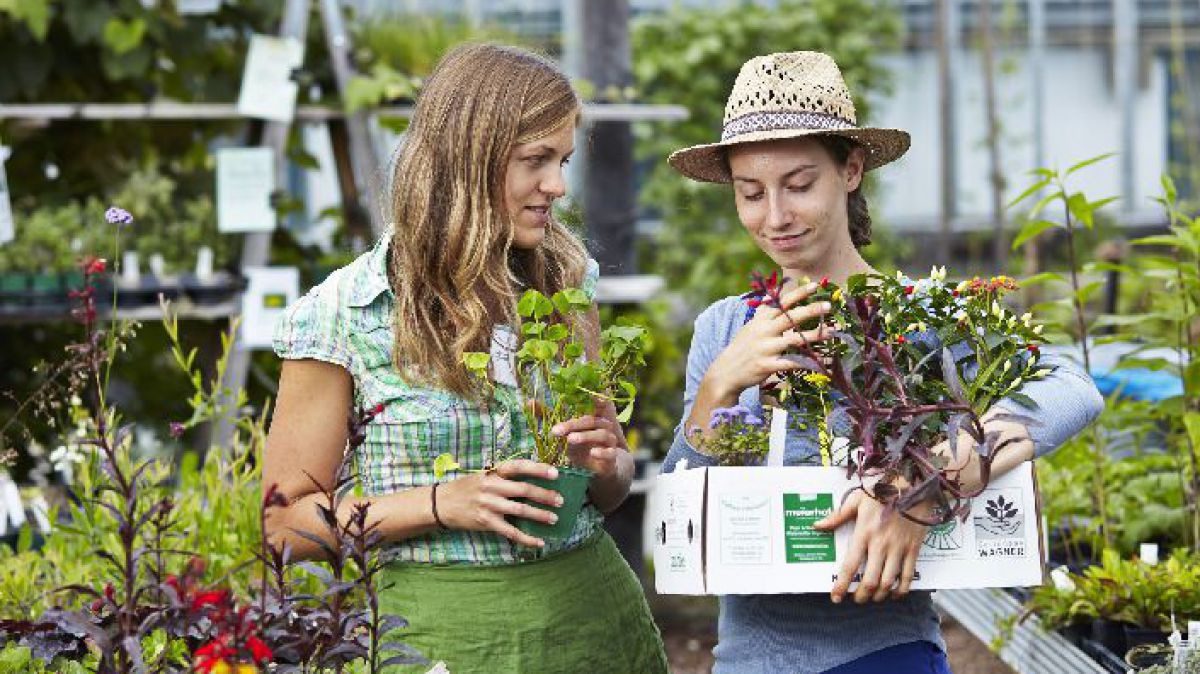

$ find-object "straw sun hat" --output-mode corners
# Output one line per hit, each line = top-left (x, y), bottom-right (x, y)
(668, 51), (911, 183)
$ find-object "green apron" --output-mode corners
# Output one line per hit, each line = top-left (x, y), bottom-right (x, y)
(377, 531), (668, 673)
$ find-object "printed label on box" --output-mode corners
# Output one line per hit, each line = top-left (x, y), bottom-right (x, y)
(718, 493), (771, 565)
(974, 488), (1027, 559)
(782, 493), (836, 563)
(921, 507), (968, 560)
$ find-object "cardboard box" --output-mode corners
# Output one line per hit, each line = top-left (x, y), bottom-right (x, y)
(652, 462), (1045, 595)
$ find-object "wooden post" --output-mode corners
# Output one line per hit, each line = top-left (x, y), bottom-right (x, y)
(581, 0), (637, 276)
(213, 0), (311, 449)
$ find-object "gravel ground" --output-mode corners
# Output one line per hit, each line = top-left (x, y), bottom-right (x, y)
(652, 594), (1017, 674)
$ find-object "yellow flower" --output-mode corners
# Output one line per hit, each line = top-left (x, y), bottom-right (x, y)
(831, 287), (843, 302)
(803, 373), (831, 389)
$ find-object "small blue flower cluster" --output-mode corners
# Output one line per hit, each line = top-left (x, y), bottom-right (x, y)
(105, 206), (134, 225)
(709, 404), (764, 429)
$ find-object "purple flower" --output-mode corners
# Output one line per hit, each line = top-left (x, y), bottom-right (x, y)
(105, 206), (133, 225)
(169, 421), (186, 439)
(709, 407), (735, 428)
(743, 414), (764, 427)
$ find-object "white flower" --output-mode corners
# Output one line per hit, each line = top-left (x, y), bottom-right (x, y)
(49, 444), (85, 474)
(1021, 313), (1033, 326)
(929, 265), (948, 282)
(1033, 325), (1044, 335)
(1002, 360), (1012, 373)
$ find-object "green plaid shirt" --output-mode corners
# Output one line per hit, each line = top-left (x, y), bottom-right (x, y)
(273, 235), (603, 565)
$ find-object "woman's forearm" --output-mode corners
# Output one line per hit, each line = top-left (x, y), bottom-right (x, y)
(588, 449), (635, 513)
(935, 410), (1035, 494)
(266, 486), (439, 560)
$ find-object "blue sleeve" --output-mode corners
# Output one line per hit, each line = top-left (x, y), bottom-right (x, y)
(662, 301), (730, 473)
(993, 351), (1105, 457)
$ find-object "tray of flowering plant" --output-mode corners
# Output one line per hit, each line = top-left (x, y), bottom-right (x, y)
(653, 269), (1053, 595)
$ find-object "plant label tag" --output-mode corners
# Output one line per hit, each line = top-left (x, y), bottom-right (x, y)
(240, 266), (300, 349)
(0, 473), (24, 536)
(0, 146), (12, 246)
(217, 147), (276, 233)
(236, 34), (304, 123)
(178, 0), (222, 14)
(766, 406), (787, 467)
(491, 327), (519, 388)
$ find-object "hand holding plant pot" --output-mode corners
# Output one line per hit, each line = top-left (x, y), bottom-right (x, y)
(440, 287), (649, 546)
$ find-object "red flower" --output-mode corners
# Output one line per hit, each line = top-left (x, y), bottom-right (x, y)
(819, 276), (830, 289)
(103, 583), (115, 601)
(951, 290), (959, 297)
(192, 589), (229, 611)
(370, 403), (385, 416)
(895, 335), (907, 344)
(83, 257), (107, 275)
(746, 297), (762, 309)
(1026, 344), (1040, 354)
(903, 285), (915, 295)
(246, 635), (273, 662)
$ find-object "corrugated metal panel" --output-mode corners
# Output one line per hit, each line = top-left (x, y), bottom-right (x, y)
(935, 588), (1111, 674)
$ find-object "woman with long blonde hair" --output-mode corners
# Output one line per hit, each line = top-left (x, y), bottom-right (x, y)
(265, 44), (668, 672)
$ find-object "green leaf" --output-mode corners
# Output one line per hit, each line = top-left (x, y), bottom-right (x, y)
(1026, 191), (1060, 220)
(1065, 152), (1115, 177)
(103, 17), (147, 55)
(1011, 219), (1061, 251)
(564, 342), (584, 359)
(521, 322), (544, 337)
(1019, 271), (1066, 287)
(544, 324), (570, 342)
(462, 352), (490, 372)
(1006, 177), (1051, 210)
(1066, 192), (1093, 228)
(433, 453), (461, 479)
(1130, 234), (1181, 248)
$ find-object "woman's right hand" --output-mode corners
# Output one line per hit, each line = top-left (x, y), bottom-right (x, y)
(435, 459), (564, 548)
(703, 281), (833, 398)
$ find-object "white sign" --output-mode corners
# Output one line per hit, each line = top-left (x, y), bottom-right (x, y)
(236, 34), (304, 123)
(217, 147), (276, 233)
(240, 266), (299, 349)
(0, 146), (12, 245)
(178, 0), (222, 14)
(654, 462), (1044, 595)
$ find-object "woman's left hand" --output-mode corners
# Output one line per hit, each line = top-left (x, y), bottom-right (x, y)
(552, 414), (624, 481)
(813, 489), (932, 604)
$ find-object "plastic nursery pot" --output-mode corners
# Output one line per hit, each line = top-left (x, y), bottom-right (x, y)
(511, 466), (594, 543)
(1123, 623), (1166, 650)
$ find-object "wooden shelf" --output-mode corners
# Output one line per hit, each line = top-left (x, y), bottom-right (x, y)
(0, 102), (689, 123)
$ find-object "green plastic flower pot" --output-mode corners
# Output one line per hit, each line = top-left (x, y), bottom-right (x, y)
(511, 466), (594, 543)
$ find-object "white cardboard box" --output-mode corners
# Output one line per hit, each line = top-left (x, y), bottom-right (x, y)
(653, 462), (1045, 595)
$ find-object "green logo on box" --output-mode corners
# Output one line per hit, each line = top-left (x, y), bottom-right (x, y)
(783, 493), (835, 563)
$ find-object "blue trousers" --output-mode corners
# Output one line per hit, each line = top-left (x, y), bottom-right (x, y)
(822, 641), (952, 674)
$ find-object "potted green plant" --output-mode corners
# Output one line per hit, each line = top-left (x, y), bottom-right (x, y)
(443, 287), (648, 543)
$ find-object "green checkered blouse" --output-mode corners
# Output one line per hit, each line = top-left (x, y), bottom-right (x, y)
(273, 235), (603, 565)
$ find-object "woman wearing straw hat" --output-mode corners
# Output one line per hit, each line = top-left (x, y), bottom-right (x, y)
(662, 51), (1103, 673)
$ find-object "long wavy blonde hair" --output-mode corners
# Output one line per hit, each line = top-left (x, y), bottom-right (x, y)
(389, 43), (589, 397)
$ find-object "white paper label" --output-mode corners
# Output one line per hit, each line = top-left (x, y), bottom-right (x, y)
(240, 266), (300, 349)
(767, 406), (787, 467)
(718, 492), (772, 565)
(178, 0), (222, 14)
(0, 146), (12, 246)
(236, 34), (304, 123)
(0, 475), (25, 536)
(490, 326), (519, 388)
(217, 147), (276, 233)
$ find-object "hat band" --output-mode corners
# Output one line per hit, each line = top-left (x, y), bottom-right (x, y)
(721, 110), (855, 142)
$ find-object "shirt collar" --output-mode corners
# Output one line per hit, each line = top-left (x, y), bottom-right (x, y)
(346, 230), (392, 308)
